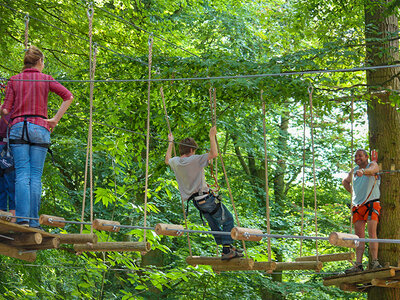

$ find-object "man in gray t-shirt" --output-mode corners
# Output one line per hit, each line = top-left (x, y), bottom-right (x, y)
(165, 126), (242, 260)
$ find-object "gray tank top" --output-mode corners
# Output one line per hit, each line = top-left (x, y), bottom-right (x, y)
(353, 163), (380, 206)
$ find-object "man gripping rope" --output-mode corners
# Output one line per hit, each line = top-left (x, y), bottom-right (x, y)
(165, 126), (242, 260)
(342, 149), (382, 273)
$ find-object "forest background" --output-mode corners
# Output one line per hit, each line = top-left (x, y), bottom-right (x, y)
(0, 0), (399, 299)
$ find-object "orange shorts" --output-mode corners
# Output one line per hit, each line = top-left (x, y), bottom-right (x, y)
(352, 201), (381, 223)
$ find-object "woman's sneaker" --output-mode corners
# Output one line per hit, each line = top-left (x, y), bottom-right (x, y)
(344, 263), (364, 274)
(17, 221), (29, 227)
(370, 260), (383, 270)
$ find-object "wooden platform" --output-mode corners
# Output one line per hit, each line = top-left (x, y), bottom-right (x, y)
(0, 219), (97, 262)
(323, 267), (400, 291)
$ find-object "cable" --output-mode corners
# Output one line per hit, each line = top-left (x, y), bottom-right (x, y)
(3, 63), (400, 83)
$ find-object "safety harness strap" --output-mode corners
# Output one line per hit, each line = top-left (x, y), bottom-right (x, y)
(186, 191), (222, 226)
(8, 116), (54, 163)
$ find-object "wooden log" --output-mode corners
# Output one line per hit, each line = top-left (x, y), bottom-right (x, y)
(57, 234), (98, 245)
(339, 283), (361, 292)
(0, 220), (57, 238)
(323, 268), (396, 286)
(295, 252), (355, 262)
(371, 279), (400, 288)
(329, 232), (359, 248)
(7, 233), (43, 246)
(231, 227), (263, 242)
(24, 237), (60, 250)
(212, 261), (277, 272)
(275, 261), (323, 271)
(186, 256), (254, 268)
(93, 219), (120, 232)
(0, 210), (13, 221)
(250, 261), (277, 271)
(39, 214), (66, 228)
(73, 242), (150, 252)
(0, 242), (37, 262)
(155, 223), (184, 236)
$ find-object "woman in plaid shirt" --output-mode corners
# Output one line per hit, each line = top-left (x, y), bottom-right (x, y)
(2, 46), (73, 228)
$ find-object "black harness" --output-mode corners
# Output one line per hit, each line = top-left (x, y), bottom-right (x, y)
(353, 199), (380, 220)
(0, 166), (14, 177)
(186, 191), (222, 225)
(8, 115), (53, 160)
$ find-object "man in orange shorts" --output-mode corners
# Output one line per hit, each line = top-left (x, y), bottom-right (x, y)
(342, 149), (382, 273)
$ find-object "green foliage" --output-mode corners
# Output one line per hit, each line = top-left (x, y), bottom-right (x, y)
(0, 0), (384, 299)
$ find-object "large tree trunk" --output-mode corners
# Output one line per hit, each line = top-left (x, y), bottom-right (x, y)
(365, 1), (400, 299)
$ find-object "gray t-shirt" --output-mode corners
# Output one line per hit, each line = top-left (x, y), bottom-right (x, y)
(169, 153), (210, 200)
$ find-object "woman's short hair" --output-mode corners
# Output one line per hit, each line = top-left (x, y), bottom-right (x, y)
(23, 46), (44, 70)
(179, 138), (198, 155)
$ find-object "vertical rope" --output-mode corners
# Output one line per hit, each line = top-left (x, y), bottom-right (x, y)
(308, 86), (319, 259)
(160, 87), (192, 256)
(24, 14), (29, 50)
(88, 5), (96, 234)
(81, 5), (96, 234)
(143, 35), (154, 242)
(350, 95), (354, 233)
(161, 87), (175, 157)
(261, 91), (271, 262)
(300, 102), (307, 257)
(210, 88), (248, 258)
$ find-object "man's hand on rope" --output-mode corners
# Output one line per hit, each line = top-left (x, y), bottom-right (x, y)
(209, 126), (217, 138)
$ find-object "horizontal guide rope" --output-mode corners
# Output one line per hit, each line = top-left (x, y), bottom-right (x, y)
(2, 216), (400, 244)
(2, 63), (400, 83)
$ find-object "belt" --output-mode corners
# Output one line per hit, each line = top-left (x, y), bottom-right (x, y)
(194, 194), (209, 201)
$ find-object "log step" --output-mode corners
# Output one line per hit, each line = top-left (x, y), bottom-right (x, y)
(296, 252), (355, 262)
(74, 242), (150, 253)
(186, 256), (254, 269)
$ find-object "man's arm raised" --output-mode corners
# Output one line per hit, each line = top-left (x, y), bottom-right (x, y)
(165, 133), (174, 165)
(208, 126), (218, 161)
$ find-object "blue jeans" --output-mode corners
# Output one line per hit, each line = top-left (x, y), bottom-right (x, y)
(195, 194), (235, 245)
(0, 144), (15, 211)
(10, 122), (50, 227)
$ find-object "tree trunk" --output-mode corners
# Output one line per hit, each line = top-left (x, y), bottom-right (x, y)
(273, 111), (289, 206)
(365, 1), (400, 299)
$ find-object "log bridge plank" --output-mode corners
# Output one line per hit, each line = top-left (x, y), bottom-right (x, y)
(0, 219), (99, 261)
(186, 256), (254, 269)
(324, 267), (400, 290)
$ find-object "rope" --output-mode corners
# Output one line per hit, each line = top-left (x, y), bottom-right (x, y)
(5, 63), (400, 83)
(350, 95), (354, 233)
(160, 87), (175, 157)
(3, 213), (400, 245)
(160, 86), (193, 256)
(261, 91), (271, 262)
(308, 85), (319, 259)
(210, 89), (248, 258)
(300, 102), (306, 257)
(143, 35), (154, 242)
(208, 87), (219, 193)
(24, 14), (29, 50)
(81, 5), (96, 234)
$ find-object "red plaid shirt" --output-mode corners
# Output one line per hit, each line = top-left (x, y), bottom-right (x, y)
(2, 68), (73, 131)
